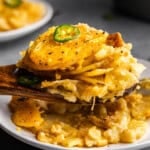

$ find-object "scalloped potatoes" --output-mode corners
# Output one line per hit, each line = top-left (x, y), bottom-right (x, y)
(18, 23), (145, 103)
(9, 92), (150, 147)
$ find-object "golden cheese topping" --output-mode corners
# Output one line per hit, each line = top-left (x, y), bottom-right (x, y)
(9, 97), (43, 127)
(19, 23), (108, 71)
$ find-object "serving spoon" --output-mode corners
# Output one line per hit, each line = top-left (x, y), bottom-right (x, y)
(0, 64), (67, 103)
(0, 64), (147, 104)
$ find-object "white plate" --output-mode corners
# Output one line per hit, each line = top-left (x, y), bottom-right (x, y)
(0, 59), (150, 150)
(0, 0), (53, 42)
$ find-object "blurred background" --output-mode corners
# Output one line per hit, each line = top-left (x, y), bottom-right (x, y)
(0, 0), (150, 149)
(0, 0), (150, 63)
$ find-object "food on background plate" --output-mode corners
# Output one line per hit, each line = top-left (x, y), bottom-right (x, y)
(0, 0), (44, 31)
(7, 23), (150, 148)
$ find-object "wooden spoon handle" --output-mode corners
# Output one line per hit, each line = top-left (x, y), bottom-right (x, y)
(0, 64), (67, 103)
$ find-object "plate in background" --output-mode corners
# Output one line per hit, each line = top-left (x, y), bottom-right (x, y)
(0, 0), (53, 42)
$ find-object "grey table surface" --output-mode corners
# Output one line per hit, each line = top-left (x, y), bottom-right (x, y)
(0, 0), (150, 149)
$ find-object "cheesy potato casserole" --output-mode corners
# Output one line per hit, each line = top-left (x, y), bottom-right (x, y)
(0, 0), (44, 31)
(8, 23), (149, 148)
(17, 23), (145, 103)
(9, 92), (150, 147)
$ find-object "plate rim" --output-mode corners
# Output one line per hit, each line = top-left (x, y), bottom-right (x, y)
(0, 59), (150, 150)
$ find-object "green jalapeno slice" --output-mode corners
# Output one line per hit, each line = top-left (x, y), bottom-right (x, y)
(17, 75), (40, 87)
(4, 0), (22, 8)
(53, 24), (80, 43)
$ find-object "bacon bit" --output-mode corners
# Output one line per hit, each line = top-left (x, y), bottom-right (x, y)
(106, 32), (124, 47)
